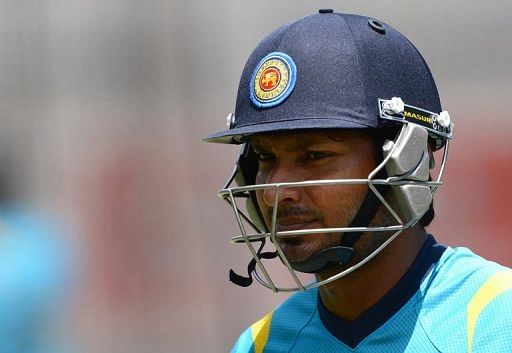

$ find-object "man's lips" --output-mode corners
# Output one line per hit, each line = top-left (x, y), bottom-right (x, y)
(274, 218), (319, 232)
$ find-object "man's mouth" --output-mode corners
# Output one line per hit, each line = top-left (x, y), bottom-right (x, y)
(273, 218), (321, 255)
(274, 218), (319, 232)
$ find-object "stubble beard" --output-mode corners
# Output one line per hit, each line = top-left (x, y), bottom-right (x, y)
(278, 231), (343, 263)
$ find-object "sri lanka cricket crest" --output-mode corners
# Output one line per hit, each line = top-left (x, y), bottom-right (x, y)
(250, 52), (297, 108)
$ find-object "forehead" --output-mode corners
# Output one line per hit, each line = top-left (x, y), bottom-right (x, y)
(249, 130), (370, 150)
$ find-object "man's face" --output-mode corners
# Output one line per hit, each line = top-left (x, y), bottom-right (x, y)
(251, 131), (377, 264)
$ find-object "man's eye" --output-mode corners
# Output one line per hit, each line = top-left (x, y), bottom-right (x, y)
(256, 153), (274, 162)
(305, 151), (331, 160)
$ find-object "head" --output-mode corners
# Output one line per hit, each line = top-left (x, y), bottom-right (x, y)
(205, 10), (453, 292)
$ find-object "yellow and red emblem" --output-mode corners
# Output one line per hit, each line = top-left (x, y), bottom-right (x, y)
(259, 67), (281, 92)
(250, 52), (297, 108)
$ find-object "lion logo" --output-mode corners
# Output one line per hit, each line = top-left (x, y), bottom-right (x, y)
(260, 68), (280, 91)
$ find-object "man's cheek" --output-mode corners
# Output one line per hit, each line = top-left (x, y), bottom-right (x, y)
(255, 192), (270, 220)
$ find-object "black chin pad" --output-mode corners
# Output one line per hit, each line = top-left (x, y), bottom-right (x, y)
(229, 250), (277, 287)
(289, 246), (354, 274)
(229, 269), (254, 287)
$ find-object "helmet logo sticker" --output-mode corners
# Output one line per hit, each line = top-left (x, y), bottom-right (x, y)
(250, 52), (297, 108)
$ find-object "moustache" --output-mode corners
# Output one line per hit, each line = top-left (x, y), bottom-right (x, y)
(266, 206), (319, 220)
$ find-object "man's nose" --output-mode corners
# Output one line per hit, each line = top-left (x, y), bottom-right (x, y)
(260, 164), (302, 207)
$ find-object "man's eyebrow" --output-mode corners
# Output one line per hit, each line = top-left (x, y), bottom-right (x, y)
(292, 134), (348, 149)
(299, 135), (339, 146)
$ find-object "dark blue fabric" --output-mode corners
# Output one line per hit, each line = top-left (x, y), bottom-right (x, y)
(205, 12), (442, 144)
(317, 234), (446, 348)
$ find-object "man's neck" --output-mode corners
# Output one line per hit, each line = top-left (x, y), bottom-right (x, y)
(316, 226), (428, 321)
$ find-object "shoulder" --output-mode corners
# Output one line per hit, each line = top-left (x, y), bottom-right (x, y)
(231, 288), (318, 353)
(418, 246), (512, 352)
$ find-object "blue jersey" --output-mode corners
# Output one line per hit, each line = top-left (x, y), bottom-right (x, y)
(232, 236), (512, 352)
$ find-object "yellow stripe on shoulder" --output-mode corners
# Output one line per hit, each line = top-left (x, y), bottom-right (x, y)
(467, 270), (512, 353)
(251, 312), (273, 353)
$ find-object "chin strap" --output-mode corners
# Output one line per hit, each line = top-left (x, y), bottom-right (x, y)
(229, 239), (277, 287)
(340, 184), (385, 248)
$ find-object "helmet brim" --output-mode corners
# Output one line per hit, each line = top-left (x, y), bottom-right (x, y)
(204, 117), (372, 144)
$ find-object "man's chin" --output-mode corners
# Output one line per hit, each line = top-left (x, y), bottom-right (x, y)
(277, 233), (345, 271)
(279, 239), (324, 264)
